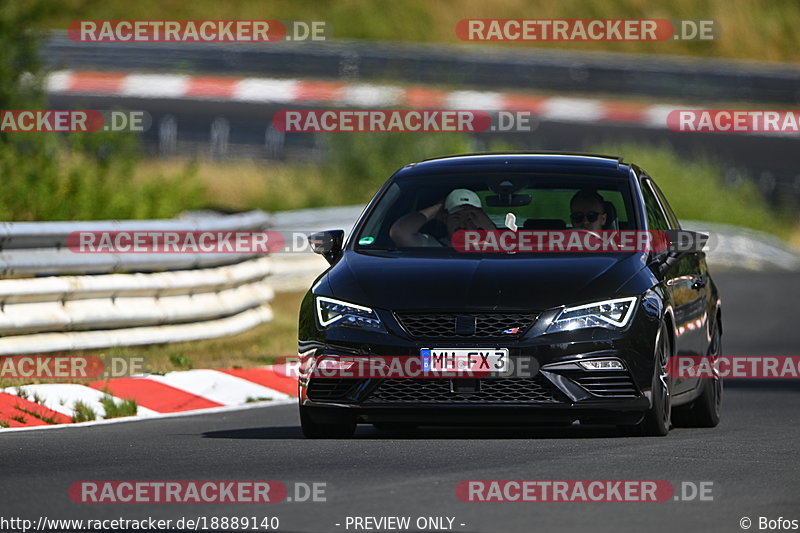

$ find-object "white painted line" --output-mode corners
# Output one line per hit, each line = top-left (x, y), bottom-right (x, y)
(233, 78), (298, 102)
(121, 74), (189, 98)
(644, 104), (679, 129)
(541, 97), (604, 122)
(445, 90), (504, 111)
(45, 70), (73, 93)
(342, 84), (404, 107)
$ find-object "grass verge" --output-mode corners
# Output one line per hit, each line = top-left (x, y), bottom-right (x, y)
(587, 142), (798, 240)
(134, 136), (799, 241)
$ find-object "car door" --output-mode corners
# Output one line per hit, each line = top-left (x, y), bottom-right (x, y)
(640, 177), (708, 397)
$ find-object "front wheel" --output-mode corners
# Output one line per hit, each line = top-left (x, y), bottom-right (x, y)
(632, 323), (672, 437)
(299, 406), (356, 439)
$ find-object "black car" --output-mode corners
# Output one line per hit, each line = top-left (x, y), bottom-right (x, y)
(297, 153), (722, 437)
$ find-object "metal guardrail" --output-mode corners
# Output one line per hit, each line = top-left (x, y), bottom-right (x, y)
(43, 33), (800, 104)
(0, 304), (274, 356)
(0, 210), (270, 249)
(0, 210), (270, 275)
(0, 212), (276, 354)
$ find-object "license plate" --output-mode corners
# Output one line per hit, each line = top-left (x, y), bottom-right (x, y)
(420, 348), (509, 373)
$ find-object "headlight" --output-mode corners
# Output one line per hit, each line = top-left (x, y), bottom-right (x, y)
(315, 296), (385, 331)
(547, 297), (637, 333)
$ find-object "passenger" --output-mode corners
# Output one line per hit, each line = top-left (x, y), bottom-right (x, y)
(569, 189), (607, 231)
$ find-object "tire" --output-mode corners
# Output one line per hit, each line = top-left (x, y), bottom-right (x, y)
(672, 324), (722, 428)
(299, 406), (356, 439)
(633, 323), (672, 437)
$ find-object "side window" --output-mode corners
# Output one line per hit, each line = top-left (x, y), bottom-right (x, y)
(640, 180), (669, 231)
(647, 180), (681, 229)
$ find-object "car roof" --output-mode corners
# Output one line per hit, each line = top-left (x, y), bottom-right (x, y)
(395, 152), (630, 179)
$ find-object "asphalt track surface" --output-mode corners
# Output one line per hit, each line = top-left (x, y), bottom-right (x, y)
(2, 271), (799, 533)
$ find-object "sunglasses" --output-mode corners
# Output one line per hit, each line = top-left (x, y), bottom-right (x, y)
(570, 211), (602, 223)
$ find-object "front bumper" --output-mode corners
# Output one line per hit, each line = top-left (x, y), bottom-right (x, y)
(298, 291), (661, 426)
(299, 352), (655, 427)
(301, 400), (649, 426)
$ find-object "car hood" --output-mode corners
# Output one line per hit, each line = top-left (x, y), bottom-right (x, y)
(323, 251), (648, 312)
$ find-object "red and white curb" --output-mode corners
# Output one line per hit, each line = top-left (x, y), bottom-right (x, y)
(46, 70), (678, 129)
(0, 365), (296, 430)
(46, 70), (800, 138)
(47, 70), (796, 137)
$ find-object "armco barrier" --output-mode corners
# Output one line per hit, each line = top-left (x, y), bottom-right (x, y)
(0, 210), (271, 275)
(0, 212), (277, 354)
(0, 258), (273, 335)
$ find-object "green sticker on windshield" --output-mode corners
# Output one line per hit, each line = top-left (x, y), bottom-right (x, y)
(359, 236), (375, 245)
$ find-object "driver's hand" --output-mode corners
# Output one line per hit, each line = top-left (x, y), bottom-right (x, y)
(420, 202), (443, 221)
(467, 209), (494, 230)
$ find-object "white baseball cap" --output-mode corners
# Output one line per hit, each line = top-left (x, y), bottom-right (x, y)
(444, 189), (482, 213)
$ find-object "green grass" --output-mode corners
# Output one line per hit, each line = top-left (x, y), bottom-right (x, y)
(32, 0), (800, 63)
(245, 396), (274, 403)
(133, 132), (477, 212)
(137, 133), (798, 240)
(0, 135), (205, 221)
(169, 354), (194, 370)
(587, 141), (796, 239)
(71, 400), (97, 422)
(0, 2), (206, 222)
(99, 394), (137, 419)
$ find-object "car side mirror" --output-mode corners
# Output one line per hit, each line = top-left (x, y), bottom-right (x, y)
(657, 230), (708, 273)
(308, 230), (345, 265)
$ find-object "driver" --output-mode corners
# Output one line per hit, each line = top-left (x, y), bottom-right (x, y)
(390, 188), (494, 247)
(569, 189), (607, 231)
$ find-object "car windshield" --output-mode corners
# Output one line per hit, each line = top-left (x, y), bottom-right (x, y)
(353, 173), (637, 254)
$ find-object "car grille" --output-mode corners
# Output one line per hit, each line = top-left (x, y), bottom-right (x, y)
(363, 376), (563, 404)
(567, 371), (639, 397)
(395, 312), (537, 338)
(307, 378), (361, 401)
